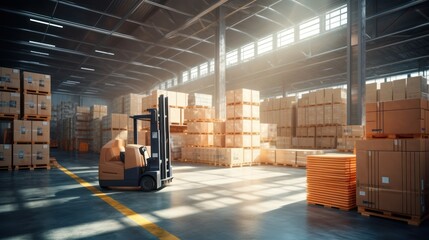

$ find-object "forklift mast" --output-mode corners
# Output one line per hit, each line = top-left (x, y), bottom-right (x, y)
(130, 94), (173, 185)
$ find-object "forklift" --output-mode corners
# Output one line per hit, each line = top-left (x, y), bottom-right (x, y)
(98, 95), (173, 191)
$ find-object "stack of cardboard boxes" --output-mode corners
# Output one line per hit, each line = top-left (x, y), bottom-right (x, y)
(90, 105), (108, 153)
(337, 125), (364, 152)
(0, 67), (20, 170)
(295, 88), (346, 149)
(101, 113), (128, 146)
(357, 76), (429, 225)
(72, 106), (91, 152)
(3, 70), (52, 170)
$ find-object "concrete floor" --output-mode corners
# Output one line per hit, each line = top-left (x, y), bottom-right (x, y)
(1, 150), (428, 239)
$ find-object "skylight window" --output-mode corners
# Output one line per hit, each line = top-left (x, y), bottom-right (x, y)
(190, 66), (198, 80)
(325, 5), (347, 30)
(277, 28), (294, 48)
(199, 62), (208, 76)
(241, 42), (255, 62)
(299, 17), (320, 39)
(226, 49), (238, 66)
(257, 35), (273, 55)
(182, 71), (189, 83)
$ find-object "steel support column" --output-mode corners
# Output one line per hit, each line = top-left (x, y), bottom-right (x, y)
(215, 6), (226, 120)
(347, 0), (366, 125)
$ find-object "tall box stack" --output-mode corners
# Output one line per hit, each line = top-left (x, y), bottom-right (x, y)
(101, 113), (128, 147)
(1, 68), (21, 117)
(90, 105), (108, 153)
(260, 96), (296, 148)
(358, 77), (429, 225)
(260, 123), (277, 148)
(182, 97), (216, 163)
(225, 88), (260, 165)
(73, 106), (91, 152)
(20, 71), (51, 169)
(307, 154), (357, 210)
(294, 88), (346, 149)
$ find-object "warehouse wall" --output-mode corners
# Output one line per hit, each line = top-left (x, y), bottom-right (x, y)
(52, 93), (111, 110)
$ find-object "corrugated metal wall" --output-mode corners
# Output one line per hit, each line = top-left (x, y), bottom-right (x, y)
(52, 93), (112, 110)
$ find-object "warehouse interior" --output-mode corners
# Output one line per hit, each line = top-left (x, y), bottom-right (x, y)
(1, 0), (429, 239)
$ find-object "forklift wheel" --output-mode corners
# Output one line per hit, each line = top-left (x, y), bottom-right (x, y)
(140, 176), (156, 192)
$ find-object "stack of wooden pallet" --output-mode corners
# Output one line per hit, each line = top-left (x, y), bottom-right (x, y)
(307, 154), (356, 210)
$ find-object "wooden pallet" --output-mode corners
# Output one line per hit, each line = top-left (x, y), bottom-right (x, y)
(308, 202), (355, 211)
(366, 133), (429, 139)
(33, 164), (51, 170)
(50, 157), (58, 168)
(226, 102), (259, 106)
(186, 105), (211, 109)
(358, 206), (428, 226)
(0, 86), (19, 92)
(23, 115), (51, 121)
(0, 166), (12, 171)
(14, 165), (34, 171)
(0, 113), (19, 119)
(23, 89), (50, 95)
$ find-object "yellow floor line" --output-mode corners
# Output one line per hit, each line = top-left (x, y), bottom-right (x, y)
(58, 164), (179, 240)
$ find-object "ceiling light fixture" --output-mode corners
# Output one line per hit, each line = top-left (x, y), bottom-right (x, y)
(29, 40), (55, 48)
(81, 67), (95, 71)
(62, 80), (80, 85)
(70, 75), (84, 79)
(30, 50), (49, 56)
(30, 18), (63, 28)
(105, 83), (116, 86)
(95, 50), (115, 56)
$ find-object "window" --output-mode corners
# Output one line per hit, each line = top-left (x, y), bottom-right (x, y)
(190, 66), (198, 80)
(210, 59), (215, 73)
(277, 28), (294, 48)
(241, 42), (255, 62)
(299, 17), (320, 39)
(166, 79), (172, 88)
(226, 49), (238, 66)
(257, 35), (273, 55)
(199, 62), (208, 76)
(182, 71), (189, 83)
(325, 5), (347, 30)
(173, 78), (178, 86)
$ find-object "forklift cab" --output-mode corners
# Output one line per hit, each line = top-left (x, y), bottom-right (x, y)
(98, 95), (173, 191)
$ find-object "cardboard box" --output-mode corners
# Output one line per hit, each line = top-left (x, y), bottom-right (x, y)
(332, 88), (346, 103)
(316, 89), (325, 105)
(214, 135), (225, 147)
(234, 119), (252, 133)
(32, 144), (49, 165)
(23, 72), (51, 92)
(187, 122), (214, 134)
(356, 187), (428, 217)
(260, 148), (276, 164)
(407, 76), (427, 99)
(275, 149), (296, 165)
(252, 105), (260, 119)
(234, 134), (252, 147)
(234, 89), (253, 103)
(13, 144), (32, 166)
(365, 83), (378, 103)
(23, 93), (38, 115)
(0, 144), (12, 168)
(226, 90), (235, 105)
(324, 88), (333, 104)
(217, 148), (243, 165)
(380, 82), (393, 102)
(393, 79), (406, 100)
(14, 120), (32, 142)
(176, 92), (188, 108)
(0, 67), (20, 89)
(234, 104), (252, 118)
(272, 98), (281, 110)
(252, 90), (260, 103)
(252, 134), (260, 147)
(169, 107), (182, 125)
(214, 122), (225, 134)
(308, 92), (316, 106)
(37, 95), (51, 116)
(32, 121), (49, 143)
